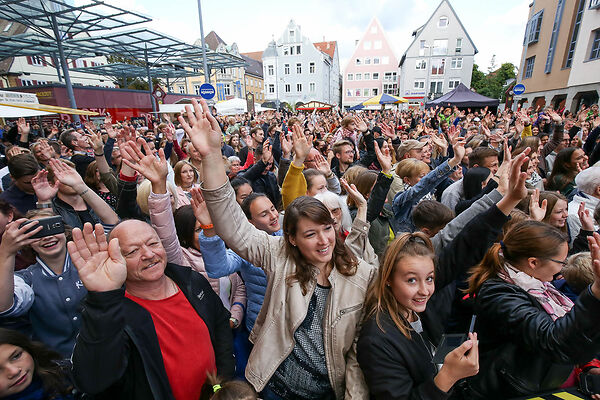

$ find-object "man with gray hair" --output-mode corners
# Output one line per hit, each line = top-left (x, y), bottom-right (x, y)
(567, 167), (600, 241)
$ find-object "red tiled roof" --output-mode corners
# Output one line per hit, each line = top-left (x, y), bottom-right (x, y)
(313, 41), (336, 59)
(241, 51), (263, 62)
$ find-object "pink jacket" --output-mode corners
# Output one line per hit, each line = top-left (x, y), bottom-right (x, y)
(174, 185), (192, 208)
(148, 191), (246, 322)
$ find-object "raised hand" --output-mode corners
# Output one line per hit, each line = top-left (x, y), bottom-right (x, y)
(189, 187), (212, 227)
(104, 115), (117, 139)
(67, 223), (127, 292)
(89, 128), (104, 154)
(435, 332), (479, 391)
(164, 122), (175, 143)
(314, 153), (331, 176)
(261, 140), (273, 164)
(0, 219), (42, 256)
(31, 170), (58, 202)
(37, 139), (55, 160)
(380, 122), (396, 139)
(178, 99), (222, 158)
(291, 124), (312, 165)
(578, 202), (596, 232)
(589, 233), (600, 299)
(280, 131), (293, 158)
(48, 158), (86, 192)
(374, 141), (392, 175)
(449, 136), (466, 168)
(341, 178), (366, 209)
(353, 115), (368, 133)
(529, 189), (548, 222)
(121, 138), (167, 186)
(17, 117), (30, 137)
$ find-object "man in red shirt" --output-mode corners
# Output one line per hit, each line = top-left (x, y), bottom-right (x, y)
(68, 220), (234, 400)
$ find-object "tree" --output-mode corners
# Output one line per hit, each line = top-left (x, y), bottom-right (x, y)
(471, 64), (486, 92)
(106, 55), (163, 90)
(471, 62), (516, 100)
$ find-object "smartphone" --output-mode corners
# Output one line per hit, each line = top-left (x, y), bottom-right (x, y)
(19, 216), (65, 239)
(431, 315), (476, 364)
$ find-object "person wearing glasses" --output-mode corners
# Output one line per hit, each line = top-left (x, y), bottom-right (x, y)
(465, 220), (600, 399)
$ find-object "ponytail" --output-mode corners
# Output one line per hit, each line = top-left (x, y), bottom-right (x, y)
(467, 243), (504, 294)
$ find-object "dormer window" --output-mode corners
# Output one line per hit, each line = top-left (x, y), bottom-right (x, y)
(289, 30), (295, 40)
(438, 16), (449, 28)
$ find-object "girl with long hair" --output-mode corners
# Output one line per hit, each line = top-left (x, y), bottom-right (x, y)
(547, 147), (587, 197)
(179, 99), (377, 399)
(466, 222), (600, 399)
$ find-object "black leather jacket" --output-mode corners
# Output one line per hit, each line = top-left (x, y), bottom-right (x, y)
(468, 279), (600, 399)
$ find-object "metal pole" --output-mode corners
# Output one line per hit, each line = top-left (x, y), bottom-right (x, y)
(50, 15), (80, 123)
(51, 52), (62, 82)
(144, 46), (157, 113)
(166, 76), (170, 93)
(196, 0), (210, 84)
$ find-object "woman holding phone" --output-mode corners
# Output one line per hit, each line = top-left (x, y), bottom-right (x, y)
(0, 210), (85, 358)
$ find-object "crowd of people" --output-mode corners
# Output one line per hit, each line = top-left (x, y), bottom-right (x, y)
(0, 98), (598, 400)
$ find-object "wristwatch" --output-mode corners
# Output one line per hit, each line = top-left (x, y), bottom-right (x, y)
(229, 317), (239, 329)
(36, 202), (52, 209)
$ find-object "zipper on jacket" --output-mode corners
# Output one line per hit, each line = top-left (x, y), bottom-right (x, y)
(323, 272), (340, 399)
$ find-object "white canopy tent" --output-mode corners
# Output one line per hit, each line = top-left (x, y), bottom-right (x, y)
(215, 98), (247, 115)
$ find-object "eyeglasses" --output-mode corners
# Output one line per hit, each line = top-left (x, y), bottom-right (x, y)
(546, 257), (568, 267)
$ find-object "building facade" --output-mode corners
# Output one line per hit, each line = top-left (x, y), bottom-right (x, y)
(342, 18), (400, 108)
(398, 0), (477, 107)
(262, 20), (341, 108)
(517, 0), (600, 112)
(241, 52), (264, 104)
(0, 20), (114, 89)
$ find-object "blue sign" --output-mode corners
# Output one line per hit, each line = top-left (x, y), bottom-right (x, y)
(200, 83), (215, 99)
(513, 83), (526, 95)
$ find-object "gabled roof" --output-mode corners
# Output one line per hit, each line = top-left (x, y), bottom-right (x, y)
(203, 30), (226, 51)
(242, 51), (263, 62)
(313, 41), (336, 59)
(241, 54), (263, 78)
(399, 0), (478, 67)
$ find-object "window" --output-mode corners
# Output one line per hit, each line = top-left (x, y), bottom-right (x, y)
(364, 58), (371, 65)
(3, 22), (12, 32)
(429, 81), (443, 94)
(296, 45), (301, 54)
(309, 62), (315, 73)
(268, 65), (274, 75)
(372, 72), (379, 80)
(524, 10), (543, 46)
(565, 0), (585, 67)
(310, 82), (316, 92)
(20, 79), (33, 86)
(448, 79), (460, 89)
(30, 56), (44, 66)
(374, 40), (382, 49)
(524, 56), (535, 78)
(373, 57), (380, 64)
(363, 89), (370, 96)
(371, 25), (377, 34)
(415, 59), (427, 69)
(431, 58), (446, 75)
(356, 73), (362, 80)
(383, 83), (398, 95)
(297, 83), (302, 92)
(283, 47), (289, 56)
(438, 16), (449, 28)
(544, 0), (565, 74)
(591, 0), (600, 8)
(347, 73), (353, 81)
(224, 84), (231, 96)
(268, 84), (275, 93)
(419, 40), (426, 56)
(589, 30), (600, 60)
(355, 58), (362, 65)
(355, 89), (361, 96)
(289, 30), (295, 40)
(285, 84), (291, 93)
(382, 56), (389, 64)
(347, 89), (352, 97)
(296, 63), (302, 74)
(284, 64), (290, 74)
(290, 46), (295, 55)
(414, 80), (425, 89)
(364, 73), (370, 80)
(432, 39), (448, 55)
(451, 57), (463, 69)
(178, 86), (185, 94)
(364, 41), (372, 50)
(372, 88), (378, 95)
(455, 38), (462, 53)
(384, 72), (397, 81)
(194, 84), (201, 95)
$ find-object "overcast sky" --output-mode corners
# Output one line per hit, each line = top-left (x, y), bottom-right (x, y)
(100, 0), (531, 73)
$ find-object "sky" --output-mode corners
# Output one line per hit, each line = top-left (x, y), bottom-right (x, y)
(99, 0), (531, 73)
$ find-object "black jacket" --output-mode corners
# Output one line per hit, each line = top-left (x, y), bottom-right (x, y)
(357, 204), (509, 400)
(72, 264), (234, 400)
(468, 279), (600, 399)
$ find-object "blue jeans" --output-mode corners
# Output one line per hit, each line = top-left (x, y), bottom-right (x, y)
(259, 386), (285, 400)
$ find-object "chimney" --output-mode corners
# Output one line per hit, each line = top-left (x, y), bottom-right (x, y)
(355, 39), (359, 45)
(327, 42), (330, 49)
(323, 36), (325, 42)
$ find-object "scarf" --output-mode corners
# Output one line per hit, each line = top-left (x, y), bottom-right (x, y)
(499, 263), (573, 321)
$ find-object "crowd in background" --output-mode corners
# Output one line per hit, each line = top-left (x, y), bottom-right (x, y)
(0, 99), (598, 400)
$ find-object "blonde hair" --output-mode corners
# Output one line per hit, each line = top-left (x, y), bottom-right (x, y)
(363, 232), (435, 337)
(136, 179), (178, 215)
(395, 158), (430, 180)
(562, 252), (593, 294)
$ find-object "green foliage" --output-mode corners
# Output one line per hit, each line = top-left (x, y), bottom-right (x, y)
(471, 62), (516, 101)
(105, 55), (163, 90)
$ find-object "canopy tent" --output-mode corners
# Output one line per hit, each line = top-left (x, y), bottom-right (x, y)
(255, 104), (275, 113)
(295, 101), (332, 111)
(0, 90), (99, 117)
(214, 98), (247, 115)
(347, 104), (364, 111)
(362, 93), (408, 106)
(425, 83), (499, 108)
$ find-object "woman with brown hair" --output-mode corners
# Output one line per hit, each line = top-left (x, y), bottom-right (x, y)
(466, 221), (600, 399)
(356, 152), (529, 400)
(539, 191), (570, 238)
(83, 161), (117, 210)
(173, 160), (199, 207)
(547, 147), (587, 199)
(180, 99), (377, 399)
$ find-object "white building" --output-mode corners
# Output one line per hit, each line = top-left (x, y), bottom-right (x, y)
(0, 20), (114, 89)
(262, 20), (341, 107)
(398, 0), (477, 106)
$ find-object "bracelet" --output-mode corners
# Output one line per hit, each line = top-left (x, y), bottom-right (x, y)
(36, 202), (52, 209)
(94, 152), (104, 157)
(78, 188), (89, 196)
(200, 223), (214, 230)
